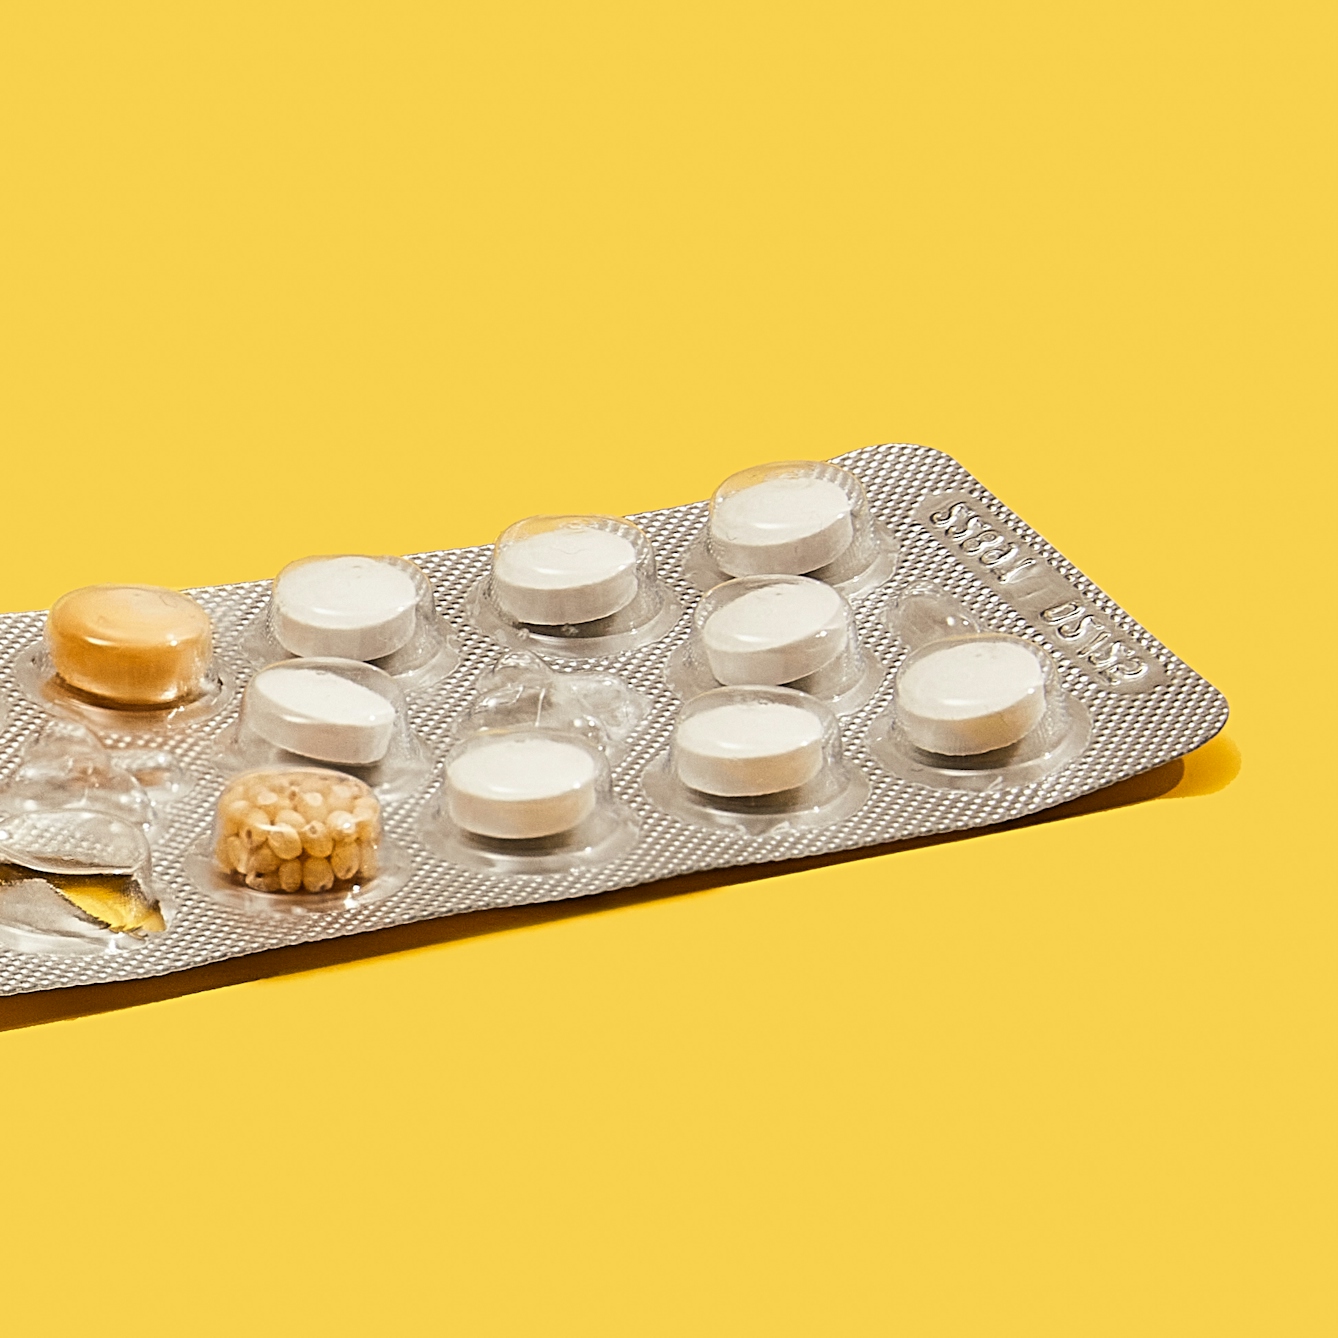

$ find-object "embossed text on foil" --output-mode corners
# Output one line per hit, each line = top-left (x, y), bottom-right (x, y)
(916, 491), (1166, 691)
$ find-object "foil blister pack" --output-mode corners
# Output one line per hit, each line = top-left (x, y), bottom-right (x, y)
(0, 443), (1228, 997)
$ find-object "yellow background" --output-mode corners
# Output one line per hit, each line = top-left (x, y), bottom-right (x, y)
(0, 2), (1332, 1333)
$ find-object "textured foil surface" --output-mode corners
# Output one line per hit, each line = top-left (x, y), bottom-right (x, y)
(0, 444), (1228, 996)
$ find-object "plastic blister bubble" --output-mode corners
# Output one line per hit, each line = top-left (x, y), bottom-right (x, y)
(0, 720), (184, 841)
(15, 583), (236, 737)
(866, 584), (1091, 790)
(242, 554), (458, 694)
(467, 514), (682, 658)
(186, 766), (410, 916)
(643, 686), (868, 836)
(217, 657), (432, 804)
(461, 651), (649, 763)
(0, 806), (171, 956)
(665, 574), (883, 714)
(421, 726), (639, 875)
(418, 653), (642, 872)
(684, 459), (898, 598)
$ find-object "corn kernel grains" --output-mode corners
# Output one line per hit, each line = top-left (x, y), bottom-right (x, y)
(213, 769), (383, 895)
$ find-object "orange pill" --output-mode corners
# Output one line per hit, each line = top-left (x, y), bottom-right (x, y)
(47, 585), (213, 707)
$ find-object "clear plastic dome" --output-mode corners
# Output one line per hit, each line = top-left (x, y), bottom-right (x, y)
(644, 686), (868, 835)
(867, 585), (1090, 790)
(0, 807), (170, 956)
(244, 554), (458, 694)
(218, 658), (431, 803)
(422, 725), (638, 873)
(469, 514), (680, 658)
(666, 574), (882, 715)
(685, 460), (897, 598)
(16, 583), (233, 736)
(189, 766), (409, 915)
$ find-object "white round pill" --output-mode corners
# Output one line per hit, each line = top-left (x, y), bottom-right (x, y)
(248, 666), (397, 766)
(897, 639), (1047, 756)
(493, 526), (639, 626)
(711, 476), (854, 577)
(446, 736), (599, 839)
(702, 580), (848, 686)
(274, 557), (419, 661)
(675, 701), (825, 797)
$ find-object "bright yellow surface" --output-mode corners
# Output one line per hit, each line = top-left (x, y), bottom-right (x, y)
(0, 2), (1332, 1333)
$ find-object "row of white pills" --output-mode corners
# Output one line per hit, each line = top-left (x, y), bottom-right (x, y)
(440, 644), (1050, 844)
(249, 467), (868, 773)
(440, 699), (829, 842)
(265, 459), (874, 667)
(258, 569), (859, 764)
(244, 638), (1050, 848)
(481, 465), (867, 630)
(242, 462), (1053, 847)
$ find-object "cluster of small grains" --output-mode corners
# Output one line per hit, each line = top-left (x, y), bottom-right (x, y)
(215, 769), (381, 894)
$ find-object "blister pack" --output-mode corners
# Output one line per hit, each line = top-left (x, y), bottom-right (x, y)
(0, 443), (1227, 997)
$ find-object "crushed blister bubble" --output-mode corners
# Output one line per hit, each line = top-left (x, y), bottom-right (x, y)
(0, 721), (167, 840)
(0, 810), (169, 954)
(464, 652), (649, 760)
